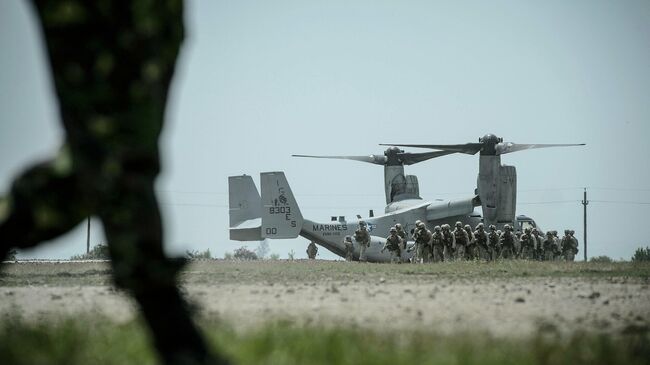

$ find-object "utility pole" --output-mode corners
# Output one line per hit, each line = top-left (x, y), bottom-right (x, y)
(581, 188), (588, 261)
(86, 216), (91, 254)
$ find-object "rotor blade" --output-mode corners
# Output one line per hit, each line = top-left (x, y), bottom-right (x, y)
(496, 143), (585, 155)
(380, 143), (483, 155)
(292, 154), (387, 165)
(398, 150), (457, 165)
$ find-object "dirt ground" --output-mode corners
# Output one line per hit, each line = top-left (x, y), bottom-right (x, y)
(1, 260), (649, 338)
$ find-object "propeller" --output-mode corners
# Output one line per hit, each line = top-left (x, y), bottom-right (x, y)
(292, 147), (456, 166)
(381, 134), (585, 156)
(292, 154), (387, 165)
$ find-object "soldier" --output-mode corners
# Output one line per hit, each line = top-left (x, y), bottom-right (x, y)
(410, 220), (422, 263)
(306, 241), (318, 259)
(343, 236), (354, 261)
(415, 221), (433, 263)
(531, 228), (544, 261)
(499, 225), (516, 259)
(452, 221), (469, 260)
(474, 223), (489, 260)
(543, 231), (557, 261)
(487, 225), (500, 261)
(551, 230), (562, 260)
(354, 221), (371, 262)
(441, 224), (456, 261)
(569, 230), (579, 259)
(464, 224), (477, 260)
(430, 226), (444, 262)
(395, 223), (407, 262)
(519, 228), (535, 260)
(381, 227), (402, 263)
(0, 2), (228, 364)
(561, 229), (577, 261)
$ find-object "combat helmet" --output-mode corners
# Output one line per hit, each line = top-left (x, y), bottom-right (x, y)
(455, 221), (463, 228)
(359, 221), (367, 228)
(503, 224), (511, 231)
(489, 224), (496, 231)
(345, 235), (352, 241)
(476, 223), (484, 230)
(389, 227), (397, 233)
(434, 225), (441, 232)
(395, 223), (402, 230)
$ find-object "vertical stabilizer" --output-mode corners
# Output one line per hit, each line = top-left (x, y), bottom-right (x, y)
(260, 172), (304, 239)
(228, 175), (261, 226)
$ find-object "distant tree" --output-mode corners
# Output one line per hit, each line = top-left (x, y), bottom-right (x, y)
(255, 240), (270, 259)
(186, 249), (211, 260)
(287, 249), (295, 261)
(224, 252), (233, 260)
(70, 243), (110, 260)
(632, 246), (650, 262)
(590, 255), (613, 263)
(234, 246), (258, 260)
(269, 253), (280, 260)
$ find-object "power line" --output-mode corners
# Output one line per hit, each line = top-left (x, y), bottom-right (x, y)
(590, 200), (650, 205)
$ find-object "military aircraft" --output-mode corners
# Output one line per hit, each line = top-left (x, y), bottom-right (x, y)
(228, 134), (583, 262)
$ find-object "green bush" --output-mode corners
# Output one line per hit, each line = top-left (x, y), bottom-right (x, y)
(632, 246), (650, 262)
(224, 252), (233, 260)
(186, 249), (212, 260)
(589, 255), (613, 263)
(70, 244), (110, 260)
(234, 247), (258, 260)
(269, 253), (280, 260)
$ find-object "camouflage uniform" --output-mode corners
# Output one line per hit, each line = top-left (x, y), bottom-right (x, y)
(473, 223), (489, 261)
(306, 242), (318, 259)
(531, 229), (544, 261)
(416, 223), (433, 263)
(464, 224), (477, 260)
(344, 236), (354, 261)
(499, 225), (516, 259)
(561, 230), (577, 261)
(543, 232), (557, 261)
(431, 226), (444, 262)
(441, 224), (455, 261)
(569, 230), (579, 259)
(409, 220), (422, 263)
(0, 2), (223, 364)
(382, 228), (402, 263)
(551, 231), (562, 261)
(519, 228), (535, 260)
(452, 222), (469, 260)
(487, 225), (500, 261)
(354, 221), (371, 262)
(395, 223), (407, 263)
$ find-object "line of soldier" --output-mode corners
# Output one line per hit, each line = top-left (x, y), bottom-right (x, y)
(340, 220), (579, 263)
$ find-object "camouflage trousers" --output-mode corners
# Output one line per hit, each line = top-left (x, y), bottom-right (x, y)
(564, 252), (576, 261)
(0, 2), (222, 364)
(389, 249), (401, 263)
(520, 246), (534, 260)
(455, 244), (466, 260)
(443, 245), (454, 261)
(544, 250), (555, 261)
(432, 245), (444, 262)
(359, 243), (368, 262)
(487, 246), (500, 261)
(500, 247), (515, 259)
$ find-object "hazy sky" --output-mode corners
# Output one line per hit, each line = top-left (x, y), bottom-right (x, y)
(1, 1), (649, 260)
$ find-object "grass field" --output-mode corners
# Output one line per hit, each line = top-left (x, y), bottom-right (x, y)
(1, 260), (649, 364)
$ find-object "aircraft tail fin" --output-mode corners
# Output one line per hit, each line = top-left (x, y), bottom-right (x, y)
(229, 175), (263, 241)
(260, 171), (304, 239)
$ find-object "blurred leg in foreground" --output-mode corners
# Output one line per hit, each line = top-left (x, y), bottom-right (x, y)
(0, 1), (226, 364)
